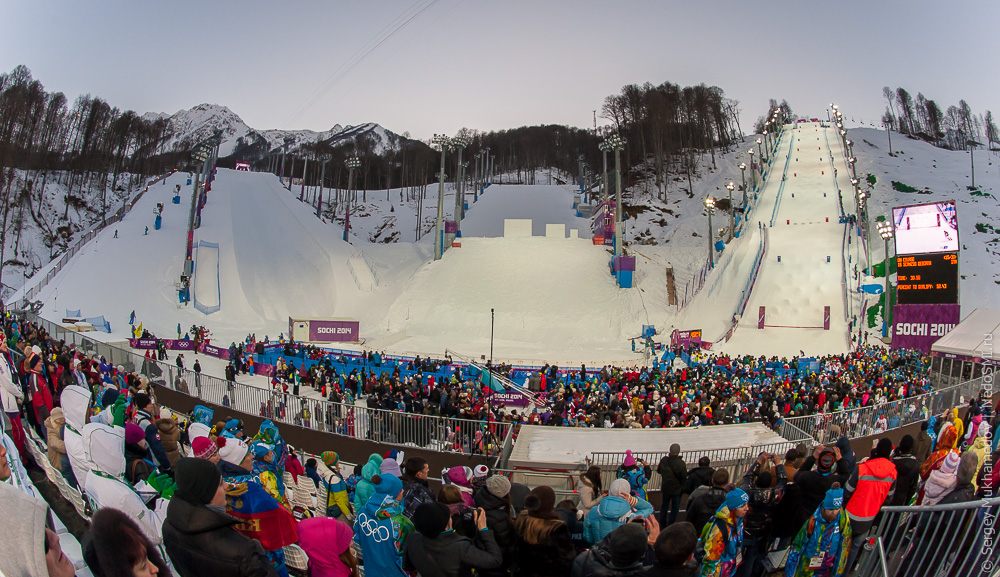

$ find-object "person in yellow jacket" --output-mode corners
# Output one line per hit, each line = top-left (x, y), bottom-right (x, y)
(318, 451), (353, 522)
(969, 421), (990, 491)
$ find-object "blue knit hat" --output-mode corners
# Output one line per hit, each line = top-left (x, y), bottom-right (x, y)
(250, 441), (272, 460)
(725, 488), (749, 510)
(823, 487), (844, 510)
(372, 473), (403, 497)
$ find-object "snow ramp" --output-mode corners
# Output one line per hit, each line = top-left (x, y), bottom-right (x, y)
(193, 240), (220, 314)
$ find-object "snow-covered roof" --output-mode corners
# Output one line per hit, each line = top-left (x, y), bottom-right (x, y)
(931, 309), (1000, 359)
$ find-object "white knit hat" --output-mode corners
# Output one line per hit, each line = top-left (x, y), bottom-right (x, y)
(217, 437), (250, 466)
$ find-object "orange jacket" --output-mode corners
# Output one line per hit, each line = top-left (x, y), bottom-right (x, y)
(846, 457), (897, 523)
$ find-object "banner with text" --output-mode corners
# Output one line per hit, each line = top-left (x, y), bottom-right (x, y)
(309, 319), (360, 343)
(892, 303), (961, 353)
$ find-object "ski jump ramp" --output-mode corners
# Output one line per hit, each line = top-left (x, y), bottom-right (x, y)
(721, 122), (853, 356)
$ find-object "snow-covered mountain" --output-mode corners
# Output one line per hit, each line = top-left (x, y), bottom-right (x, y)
(142, 103), (405, 157)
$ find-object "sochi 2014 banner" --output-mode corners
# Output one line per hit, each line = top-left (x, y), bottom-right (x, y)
(308, 319), (360, 342)
(892, 303), (961, 353)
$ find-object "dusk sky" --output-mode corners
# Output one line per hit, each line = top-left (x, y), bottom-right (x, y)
(2, 0), (997, 140)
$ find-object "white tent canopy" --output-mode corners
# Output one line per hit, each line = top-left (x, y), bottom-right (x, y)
(932, 308), (1000, 358)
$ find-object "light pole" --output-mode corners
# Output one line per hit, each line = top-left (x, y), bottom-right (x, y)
(705, 197), (716, 268)
(452, 137), (469, 237)
(756, 137), (764, 164)
(738, 162), (747, 204)
(726, 182), (735, 241)
(344, 157), (360, 242)
(483, 147), (491, 189)
(877, 220), (894, 337)
(748, 148), (756, 190)
(599, 140), (612, 204)
(489, 307), (495, 367)
(605, 134), (626, 256)
(317, 154), (331, 218)
(432, 134), (452, 260)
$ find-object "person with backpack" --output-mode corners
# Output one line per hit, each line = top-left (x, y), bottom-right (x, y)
(123, 423), (156, 485)
(699, 488), (749, 577)
(783, 484), (851, 577)
(738, 453), (786, 577)
(618, 450), (652, 500)
(318, 451), (352, 522)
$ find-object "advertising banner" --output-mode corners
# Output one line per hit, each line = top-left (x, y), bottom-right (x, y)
(670, 329), (703, 348)
(892, 304), (961, 353)
(489, 390), (532, 407)
(128, 338), (158, 349)
(168, 339), (197, 351)
(308, 319), (360, 343)
(200, 343), (230, 360)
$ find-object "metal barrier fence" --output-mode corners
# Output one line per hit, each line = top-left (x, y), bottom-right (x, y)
(26, 313), (513, 460)
(588, 438), (808, 493)
(779, 375), (986, 444)
(856, 497), (1000, 577)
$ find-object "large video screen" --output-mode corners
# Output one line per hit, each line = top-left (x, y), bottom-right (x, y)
(892, 201), (958, 255)
(896, 252), (959, 305)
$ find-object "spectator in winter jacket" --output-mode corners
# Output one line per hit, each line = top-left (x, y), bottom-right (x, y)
(888, 435), (920, 506)
(123, 423), (155, 485)
(304, 458), (322, 489)
(917, 451), (960, 505)
(572, 520), (652, 576)
(297, 516), (360, 577)
(443, 465), (477, 507)
(404, 502), (503, 577)
(683, 456), (714, 497)
(0, 481), (78, 577)
(844, 438), (897, 570)
(700, 489), (749, 577)
(937, 451), (978, 505)
(740, 453), (786, 576)
(474, 475), (516, 577)
(353, 453), (383, 513)
(578, 466), (605, 517)
(643, 521), (698, 576)
(618, 450), (652, 501)
(685, 468), (729, 536)
(969, 421), (990, 491)
(82, 507), (171, 577)
(353, 473), (413, 577)
(658, 444), (688, 526)
(913, 421), (934, 464)
(584, 478), (655, 544)
(156, 410), (183, 469)
(132, 393), (172, 474)
(44, 407), (67, 471)
(782, 449), (800, 481)
(401, 456), (435, 519)
(439, 485), (478, 538)
(784, 484), (851, 577)
(794, 446), (848, 522)
(318, 451), (352, 521)
(512, 485), (577, 577)
(164, 457), (279, 577)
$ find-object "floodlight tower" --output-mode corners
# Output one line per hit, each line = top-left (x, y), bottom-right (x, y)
(452, 136), (469, 237)
(344, 156), (361, 241)
(738, 162), (747, 204)
(605, 134), (626, 256)
(877, 219), (895, 336)
(726, 182), (736, 241)
(433, 134), (452, 260)
(704, 197), (716, 268)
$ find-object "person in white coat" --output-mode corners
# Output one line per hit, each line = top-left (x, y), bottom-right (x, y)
(61, 385), (94, 488)
(0, 333), (27, 460)
(83, 422), (166, 545)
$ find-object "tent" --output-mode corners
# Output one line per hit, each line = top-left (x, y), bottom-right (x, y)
(932, 309), (1000, 359)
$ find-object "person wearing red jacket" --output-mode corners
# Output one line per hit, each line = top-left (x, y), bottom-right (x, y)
(844, 438), (897, 571)
(27, 355), (54, 434)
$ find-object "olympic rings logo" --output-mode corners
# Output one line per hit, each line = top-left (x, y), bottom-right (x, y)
(358, 513), (391, 542)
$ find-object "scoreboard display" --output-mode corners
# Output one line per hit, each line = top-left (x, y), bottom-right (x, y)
(896, 252), (959, 304)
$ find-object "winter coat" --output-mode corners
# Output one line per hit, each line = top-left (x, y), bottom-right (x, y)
(740, 461), (786, 542)
(124, 442), (155, 485)
(658, 455), (688, 496)
(918, 467), (957, 506)
(474, 487), (516, 548)
(794, 456), (849, 521)
(83, 423), (166, 545)
(640, 563), (699, 576)
(970, 436), (989, 491)
(297, 517), (355, 577)
(402, 474), (435, 519)
(583, 494), (654, 544)
(783, 506), (852, 577)
(683, 466), (714, 495)
(404, 528), (504, 577)
(353, 453), (383, 513)
(0, 352), (23, 414)
(156, 417), (182, 468)
(845, 457), (897, 526)
(578, 474), (604, 516)
(685, 487), (727, 536)
(163, 496), (279, 577)
(135, 408), (172, 472)
(700, 505), (744, 577)
(512, 514), (577, 577)
(60, 385), (94, 485)
(889, 453), (920, 506)
(353, 492), (413, 577)
(44, 408), (67, 469)
(938, 481), (977, 505)
(571, 533), (648, 577)
(316, 461), (352, 520)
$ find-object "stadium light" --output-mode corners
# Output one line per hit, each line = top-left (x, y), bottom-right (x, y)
(738, 162), (747, 203)
(317, 154), (332, 218)
(726, 182), (736, 241)
(432, 135), (453, 260)
(599, 140), (614, 203)
(756, 138), (764, 163)
(604, 135), (626, 256)
(704, 196), (716, 268)
(452, 137), (469, 237)
(343, 156), (361, 242)
(877, 220), (895, 336)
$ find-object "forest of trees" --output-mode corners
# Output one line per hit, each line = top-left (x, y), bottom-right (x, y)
(881, 86), (998, 153)
(252, 80), (747, 207)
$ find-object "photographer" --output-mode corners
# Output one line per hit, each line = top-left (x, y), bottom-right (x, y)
(739, 452), (786, 577)
(405, 502), (503, 577)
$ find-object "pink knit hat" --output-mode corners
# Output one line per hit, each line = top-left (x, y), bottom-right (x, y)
(622, 449), (636, 468)
(941, 452), (961, 475)
(192, 436), (218, 460)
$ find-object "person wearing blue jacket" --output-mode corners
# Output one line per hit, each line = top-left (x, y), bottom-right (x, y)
(132, 392), (171, 474)
(582, 478), (654, 544)
(354, 473), (413, 577)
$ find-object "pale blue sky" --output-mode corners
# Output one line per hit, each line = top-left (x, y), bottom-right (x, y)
(2, 0), (996, 139)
